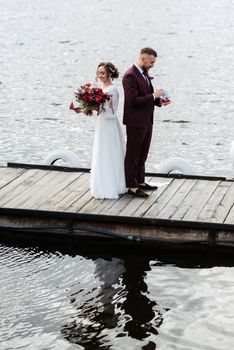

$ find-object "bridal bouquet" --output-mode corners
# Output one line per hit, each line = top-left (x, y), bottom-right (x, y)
(70, 83), (111, 116)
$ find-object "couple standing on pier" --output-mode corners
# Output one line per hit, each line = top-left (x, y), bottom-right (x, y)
(90, 47), (170, 199)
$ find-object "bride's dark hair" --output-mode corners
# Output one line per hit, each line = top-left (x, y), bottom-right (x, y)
(97, 62), (119, 79)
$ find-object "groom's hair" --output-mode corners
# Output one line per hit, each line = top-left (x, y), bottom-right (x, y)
(140, 47), (157, 57)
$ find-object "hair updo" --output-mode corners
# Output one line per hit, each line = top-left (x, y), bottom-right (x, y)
(97, 62), (119, 79)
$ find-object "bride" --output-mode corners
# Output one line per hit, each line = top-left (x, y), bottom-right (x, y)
(90, 62), (126, 199)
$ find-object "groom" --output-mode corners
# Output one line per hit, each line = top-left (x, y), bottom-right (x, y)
(122, 47), (164, 198)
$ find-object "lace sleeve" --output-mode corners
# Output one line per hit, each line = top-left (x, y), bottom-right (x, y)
(102, 86), (119, 120)
(110, 86), (119, 115)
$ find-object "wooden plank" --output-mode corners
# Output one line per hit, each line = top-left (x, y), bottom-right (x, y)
(75, 173), (126, 215)
(0, 167), (26, 189)
(183, 180), (221, 222)
(79, 177), (155, 215)
(155, 179), (197, 220)
(214, 182), (234, 223)
(45, 173), (90, 211)
(197, 181), (232, 223)
(78, 196), (117, 214)
(117, 195), (152, 217)
(78, 190), (130, 216)
(0, 211), (213, 244)
(69, 220), (210, 243)
(3, 170), (80, 210)
(68, 186), (93, 212)
(220, 182), (234, 224)
(46, 172), (92, 212)
(224, 207), (234, 224)
(106, 195), (139, 216)
(0, 168), (40, 199)
(80, 191), (139, 215)
(0, 169), (48, 206)
(107, 177), (153, 216)
(0, 169), (57, 208)
(171, 180), (220, 222)
(100, 178), (161, 216)
(121, 178), (173, 217)
(37, 172), (85, 211)
(23, 171), (85, 210)
(143, 178), (186, 218)
(80, 176), (163, 215)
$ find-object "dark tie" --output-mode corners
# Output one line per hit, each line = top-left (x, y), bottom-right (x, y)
(142, 70), (150, 85)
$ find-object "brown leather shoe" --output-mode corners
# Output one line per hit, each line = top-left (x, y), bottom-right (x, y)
(127, 189), (149, 198)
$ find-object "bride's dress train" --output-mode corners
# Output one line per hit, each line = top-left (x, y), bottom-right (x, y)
(90, 85), (126, 199)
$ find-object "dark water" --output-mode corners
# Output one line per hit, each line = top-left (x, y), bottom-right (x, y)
(0, 238), (234, 350)
(1, 0), (234, 349)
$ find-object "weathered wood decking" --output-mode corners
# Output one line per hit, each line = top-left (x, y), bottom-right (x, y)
(0, 163), (234, 249)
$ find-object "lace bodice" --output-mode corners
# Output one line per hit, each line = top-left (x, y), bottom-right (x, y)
(101, 85), (119, 119)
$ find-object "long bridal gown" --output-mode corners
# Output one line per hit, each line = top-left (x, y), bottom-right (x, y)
(90, 85), (126, 199)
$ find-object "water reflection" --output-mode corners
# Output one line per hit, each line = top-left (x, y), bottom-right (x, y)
(61, 257), (125, 349)
(61, 256), (166, 349)
(1, 237), (233, 350)
(121, 258), (164, 341)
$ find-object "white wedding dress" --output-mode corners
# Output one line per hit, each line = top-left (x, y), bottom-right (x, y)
(90, 85), (126, 199)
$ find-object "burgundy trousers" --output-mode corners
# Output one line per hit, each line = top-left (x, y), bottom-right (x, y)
(124, 124), (153, 188)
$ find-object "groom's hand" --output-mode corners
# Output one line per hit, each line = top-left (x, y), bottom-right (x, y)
(153, 89), (163, 99)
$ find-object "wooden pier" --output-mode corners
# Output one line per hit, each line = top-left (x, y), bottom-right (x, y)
(0, 163), (234, 249)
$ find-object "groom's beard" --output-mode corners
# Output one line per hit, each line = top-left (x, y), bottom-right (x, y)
(143, 67), (150, 74)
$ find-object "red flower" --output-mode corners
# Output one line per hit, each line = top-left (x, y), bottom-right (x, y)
(70, 83), (112, 116)
(69, 102), (82, 113)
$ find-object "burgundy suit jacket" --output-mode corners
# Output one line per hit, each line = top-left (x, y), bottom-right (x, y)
(122, 65), (161, 128)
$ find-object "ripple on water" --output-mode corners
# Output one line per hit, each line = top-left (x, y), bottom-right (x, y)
(147, 266), (234, 350)
(0, 244), (96, 349)
(0, 243), (234, 350)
